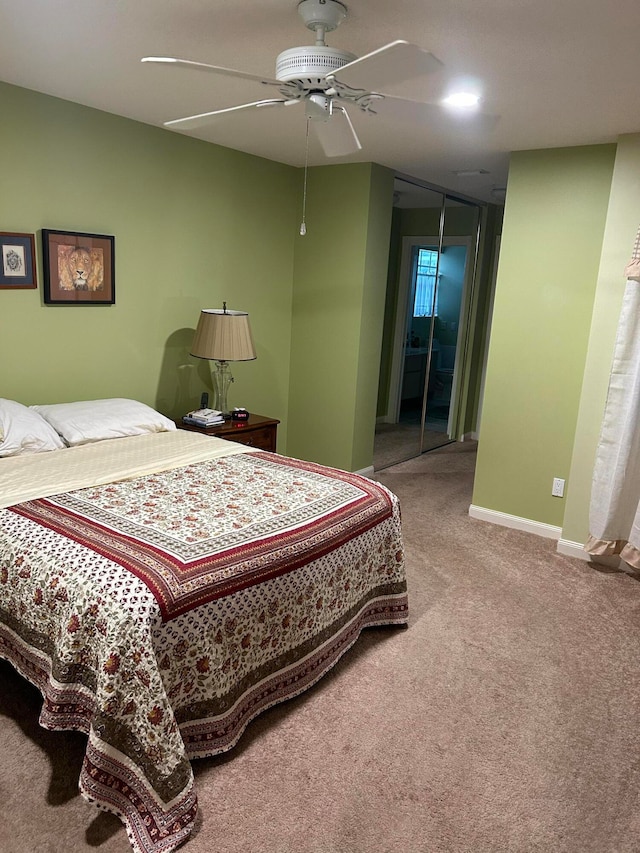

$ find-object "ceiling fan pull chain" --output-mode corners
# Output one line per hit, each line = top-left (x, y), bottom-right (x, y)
(300, 116), (311, 236)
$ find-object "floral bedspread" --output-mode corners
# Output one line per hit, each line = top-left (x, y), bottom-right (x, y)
(0, 450), (408, 853)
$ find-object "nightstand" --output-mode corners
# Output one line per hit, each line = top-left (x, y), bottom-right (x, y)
(176, 413), (280, 452)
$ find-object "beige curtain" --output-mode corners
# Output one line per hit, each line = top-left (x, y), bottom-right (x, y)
(585, 226), (640, 569)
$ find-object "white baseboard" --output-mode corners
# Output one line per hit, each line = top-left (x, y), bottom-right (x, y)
(557, 537), (622, 567)
(469, 509), (625, 567)
(468, 504), (561, 540)
(355, 465), (375, 479)
(556, 538), (589, 560)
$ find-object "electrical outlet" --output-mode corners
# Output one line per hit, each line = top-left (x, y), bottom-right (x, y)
(552, 477), (565, 498)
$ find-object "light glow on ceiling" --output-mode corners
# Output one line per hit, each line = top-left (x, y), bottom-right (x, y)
(442, 92), (481, 108)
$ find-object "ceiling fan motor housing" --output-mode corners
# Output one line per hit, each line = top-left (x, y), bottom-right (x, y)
(276, 46), (356, 88)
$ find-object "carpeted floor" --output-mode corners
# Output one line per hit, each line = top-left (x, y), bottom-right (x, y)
(3, 441), (640, 853)
(374, 422), (450, 470)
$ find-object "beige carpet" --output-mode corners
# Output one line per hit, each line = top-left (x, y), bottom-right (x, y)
(3, 441), (640, 852)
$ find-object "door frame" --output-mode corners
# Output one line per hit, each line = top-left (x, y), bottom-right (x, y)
(385, 234), (474, 431)
(474, 234), (501, 437)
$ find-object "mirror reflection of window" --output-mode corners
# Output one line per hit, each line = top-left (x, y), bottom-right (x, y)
(413, 249), (439, 317)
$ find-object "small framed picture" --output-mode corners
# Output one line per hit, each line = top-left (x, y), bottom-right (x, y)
(42, 229), (115, 305)
(0, 232), (37, 289)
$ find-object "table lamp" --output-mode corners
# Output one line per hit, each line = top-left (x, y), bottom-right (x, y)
(190, 303), (256, 416)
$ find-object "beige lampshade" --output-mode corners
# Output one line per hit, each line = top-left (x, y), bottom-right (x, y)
(190, 308), (256, 362)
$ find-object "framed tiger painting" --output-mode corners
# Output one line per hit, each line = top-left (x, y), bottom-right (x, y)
(42, 229), (115, 305)
(0, 232), (37, 289)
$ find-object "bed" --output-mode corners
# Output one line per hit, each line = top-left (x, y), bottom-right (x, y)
(0, 398), (408, 853)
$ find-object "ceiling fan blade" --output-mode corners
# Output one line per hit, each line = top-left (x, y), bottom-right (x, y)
(328, 41), (443, 92)
(165, 99), (290, 130)
(141, 56), (281, 88)
(311, 106), (362, 158)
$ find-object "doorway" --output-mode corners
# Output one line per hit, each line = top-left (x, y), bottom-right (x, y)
(374, 180), (483, 470)
(396, 237), (472, 434)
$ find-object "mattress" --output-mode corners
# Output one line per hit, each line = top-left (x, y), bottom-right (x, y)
(0, 430), (408, 853)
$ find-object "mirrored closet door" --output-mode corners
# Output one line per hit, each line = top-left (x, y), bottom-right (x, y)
(374, 179), (482, 470)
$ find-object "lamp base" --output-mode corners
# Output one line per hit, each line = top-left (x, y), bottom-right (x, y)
(213, 361), (234, 416)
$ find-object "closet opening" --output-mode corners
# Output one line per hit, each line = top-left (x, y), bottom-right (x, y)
(374, 177), (484, 471)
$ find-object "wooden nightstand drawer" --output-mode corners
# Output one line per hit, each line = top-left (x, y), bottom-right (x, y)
(175, 414), (279, 452)
(223, 426), (274, 451)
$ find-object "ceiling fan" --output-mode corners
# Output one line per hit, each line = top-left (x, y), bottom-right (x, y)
(142, 0), (486, 159)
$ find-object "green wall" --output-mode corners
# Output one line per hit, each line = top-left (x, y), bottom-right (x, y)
(287, 162), (394, 470)
(472, 144), (616, 526)
(463, 203), (502, 437)
(0, 81), (299, 450)
(0, 82), (395, 470)
(562, 134), (640, 546)
(1, 82), (629, 539)
(377, 207), (403, 418)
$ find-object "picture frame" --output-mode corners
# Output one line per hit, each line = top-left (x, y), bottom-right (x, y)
(0, 232), (37, 289)
(42, 229), (115, 305)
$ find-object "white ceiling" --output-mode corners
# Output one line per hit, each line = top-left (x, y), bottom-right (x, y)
(1, 0), (639, 204)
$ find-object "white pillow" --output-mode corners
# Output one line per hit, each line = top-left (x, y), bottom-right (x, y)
(0, 398), (66, 457)
(32, 398), (176, 447)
